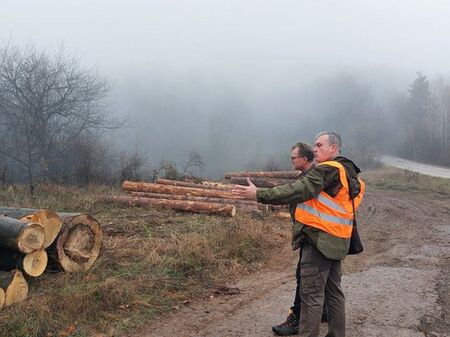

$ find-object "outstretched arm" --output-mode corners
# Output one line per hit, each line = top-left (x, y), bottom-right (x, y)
(232, 178), (257, 200)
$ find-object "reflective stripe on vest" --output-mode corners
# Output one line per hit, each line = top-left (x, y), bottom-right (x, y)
(294, 160), (365, 239)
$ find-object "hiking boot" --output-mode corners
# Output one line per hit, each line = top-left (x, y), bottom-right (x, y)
(272, 310), (299, 336)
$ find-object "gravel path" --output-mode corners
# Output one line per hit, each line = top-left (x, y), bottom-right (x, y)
(128, 189), (450, 337)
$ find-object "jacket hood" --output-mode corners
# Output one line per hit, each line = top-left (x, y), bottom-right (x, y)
(335, 156), (361, 175)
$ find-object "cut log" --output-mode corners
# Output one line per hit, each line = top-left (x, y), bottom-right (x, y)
(0, 216), (45, 253)
(98, 195), (237, 217)
(0, 270), (28, 306)
(156, 178), (236, 191)
(128, 192), (267, 212)
(128, 191), (260, 206)
(228, 177), (293, 188)
(273, 211), (292, 219)
(122, 180), (252, 200)
(0, 208), (62, 248)
(0, 287), (4, 309)
(200, 181), (235, 190)
(47, 213), (103, 273)
(0, 248), (48, 277)
(224, 171), (301, 179)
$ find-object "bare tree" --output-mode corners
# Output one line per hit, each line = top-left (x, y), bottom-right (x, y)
(181, 150), (204, 177)
(119, 149), (147, 182)
(0, 43), (117, 192)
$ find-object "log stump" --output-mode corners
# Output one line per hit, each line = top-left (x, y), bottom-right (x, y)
(47, 214), (103, 272)
(0, 248), (48, 277)
(0, 216), (45, 253)
(0, 270), (28, 306)
(0, 208), (62, 248)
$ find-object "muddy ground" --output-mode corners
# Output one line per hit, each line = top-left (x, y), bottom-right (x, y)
(127, 188), (450, 337)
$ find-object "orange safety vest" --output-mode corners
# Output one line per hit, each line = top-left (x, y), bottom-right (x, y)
(294, 161), (365, 239)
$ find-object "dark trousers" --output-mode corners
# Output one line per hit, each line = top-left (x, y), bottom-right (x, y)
(298, 242), (345, 337)
(292, 249), (303, 317)
(292, 250), (328, 321)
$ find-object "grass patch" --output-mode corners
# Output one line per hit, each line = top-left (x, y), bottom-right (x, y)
(362, 166), (450, 194)
(0, 184), (289, 337)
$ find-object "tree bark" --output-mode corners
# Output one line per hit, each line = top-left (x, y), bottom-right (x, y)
(0, 248), (48, 277)
(122, 180), (252, 200)
(228, 177), (292, 188)
(0, 270), (28, 306)
(46, 213), (103, 273)
(128, 191), (260, 206)
(0, 217), (45, 253)
(0, 208), (62, 248)
(128, 192), (268, 212)
(273, 211), (292, 219)
(156, 178), (236, 191)
(98, 195), (237, 217)
(224, 171), (301, 179)
(198, 181), (236, 190)
(0, 286), (4, 309)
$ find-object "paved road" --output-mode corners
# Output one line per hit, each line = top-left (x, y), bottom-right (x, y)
(380, 155), (450, 179)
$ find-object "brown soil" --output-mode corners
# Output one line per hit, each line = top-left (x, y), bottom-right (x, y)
(127, 189), (450, 337)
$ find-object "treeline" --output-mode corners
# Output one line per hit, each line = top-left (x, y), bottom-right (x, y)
(1, 42), (449, 191)
(0, 43), (151, 191)
(393, 72), (450, 165)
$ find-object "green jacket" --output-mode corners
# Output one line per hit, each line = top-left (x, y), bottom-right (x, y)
(256, 156), (362, 261)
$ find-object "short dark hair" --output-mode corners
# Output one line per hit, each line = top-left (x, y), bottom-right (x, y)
(291, 142), (314, 161)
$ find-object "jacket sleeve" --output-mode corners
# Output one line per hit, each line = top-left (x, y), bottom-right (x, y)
(256, 167), (329, 205)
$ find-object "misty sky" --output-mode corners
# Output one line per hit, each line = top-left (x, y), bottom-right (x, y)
(2, 1), (450, 176)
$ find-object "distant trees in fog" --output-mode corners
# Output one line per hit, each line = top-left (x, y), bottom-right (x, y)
(1, 42), (449, 192)
(396, 72), (450, 165)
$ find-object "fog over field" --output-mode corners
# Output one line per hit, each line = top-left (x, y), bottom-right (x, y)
(2, 1), (450, 179)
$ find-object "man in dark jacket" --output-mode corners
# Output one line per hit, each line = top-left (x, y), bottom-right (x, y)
(233, 132), (364, 337)
(271, 142), (319, 335)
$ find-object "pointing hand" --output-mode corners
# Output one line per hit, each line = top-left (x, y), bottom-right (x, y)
(231, 178), (257, 200)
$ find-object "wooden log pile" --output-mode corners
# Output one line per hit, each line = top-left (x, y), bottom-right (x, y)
(98, 169), (300, 216)
(0, 208), (103, 308)
(224, 170), (302, 188)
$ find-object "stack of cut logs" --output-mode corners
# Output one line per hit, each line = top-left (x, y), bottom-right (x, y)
(98, 170), (301, 217)
(0, 208), (103, 308)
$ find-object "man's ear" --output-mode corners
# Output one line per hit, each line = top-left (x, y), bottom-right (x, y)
(330, 143), (338, 153)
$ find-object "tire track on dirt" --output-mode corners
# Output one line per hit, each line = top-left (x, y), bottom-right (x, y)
(128, 189), (450, 337)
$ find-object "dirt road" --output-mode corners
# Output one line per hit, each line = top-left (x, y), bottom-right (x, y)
(129, 189), (450, 337)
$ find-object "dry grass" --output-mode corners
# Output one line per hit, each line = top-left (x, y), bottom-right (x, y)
(0, 184), (289, 337)
(362, 166), (450, 194)
(3, 165), (445, 336)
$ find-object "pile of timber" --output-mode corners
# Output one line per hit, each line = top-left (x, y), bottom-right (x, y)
(224, 170), (302, 188)
(98, 172), (298, 217)
(99, 180), (250, 217)
(98, 179), (266, 217)
(0, 208), (103, 308)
